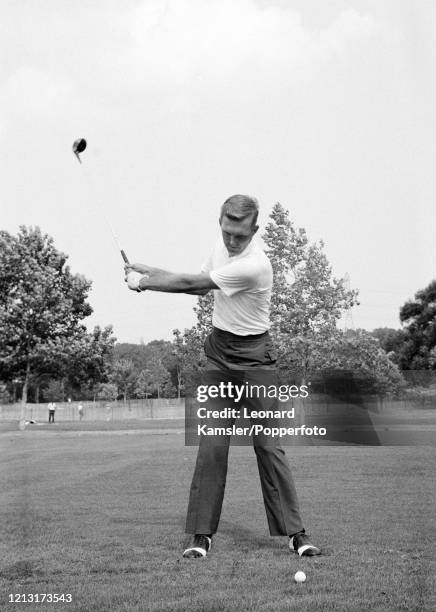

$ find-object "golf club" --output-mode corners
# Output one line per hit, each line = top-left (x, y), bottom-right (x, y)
(72, 138), (130, 264)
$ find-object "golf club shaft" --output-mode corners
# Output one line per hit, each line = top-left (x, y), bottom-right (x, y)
(78, 163), (129, 264)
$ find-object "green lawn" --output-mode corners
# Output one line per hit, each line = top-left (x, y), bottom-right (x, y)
(0, 425), (434, 611)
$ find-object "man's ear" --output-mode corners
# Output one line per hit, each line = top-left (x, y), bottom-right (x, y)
(252, 225), (259, 235)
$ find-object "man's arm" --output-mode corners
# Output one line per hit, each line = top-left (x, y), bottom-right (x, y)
(185, 288), (211, 296)
(125, 264), (218, 294)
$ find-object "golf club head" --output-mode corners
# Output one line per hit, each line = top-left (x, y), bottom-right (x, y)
(72, 138), (130, 274)
(72, 138), (87, 163)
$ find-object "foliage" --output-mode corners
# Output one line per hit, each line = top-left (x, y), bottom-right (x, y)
(106, 341), (178, 400)
(134, 370), (153, 399)
(370, 327), (407, 364)
(114, 339), (178, 391)
(134, 358), (175, 399)
(0, 227), (117, 406)
(0, 227), (116, 405)
(115, 340), (168, 369)
(172, 292), (213, 393)
(108, 359), (136, 401)
(262, 203), (359, 381)
(328, 329), (406, 395)
(397, 280), (436, 370)
(97, 382), (118, 402)
(0, 382), (12, 404)
(64, 325), (116, 398)
(44, 380), (64, 402)
(369, 283), (436, 375)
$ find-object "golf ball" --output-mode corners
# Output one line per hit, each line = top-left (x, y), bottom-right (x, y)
(294, 571), (306, 583)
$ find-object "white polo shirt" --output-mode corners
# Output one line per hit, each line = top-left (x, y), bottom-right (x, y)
(202, 237), (272, 335)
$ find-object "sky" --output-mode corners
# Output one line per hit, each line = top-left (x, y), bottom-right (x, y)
(1, 0), (434, 344)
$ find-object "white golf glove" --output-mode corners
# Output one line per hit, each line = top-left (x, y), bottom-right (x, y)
(125, 271), (143, 291)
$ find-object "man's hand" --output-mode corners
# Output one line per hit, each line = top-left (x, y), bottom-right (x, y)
(124, 264), (169, 292)
(125, 270), (144, 292)
(125, 263), (151, 275)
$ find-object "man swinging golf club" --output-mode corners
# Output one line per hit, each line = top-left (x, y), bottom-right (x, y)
(125, 195), (321, 559)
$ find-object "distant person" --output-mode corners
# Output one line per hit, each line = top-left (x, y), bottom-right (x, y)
(48, 402), (56, 423)
(78, 403), (84, 421)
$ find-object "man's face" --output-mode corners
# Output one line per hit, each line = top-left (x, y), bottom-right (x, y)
(220, 214), (258, 257)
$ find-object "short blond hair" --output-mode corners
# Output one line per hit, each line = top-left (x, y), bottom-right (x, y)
(220, 194), (259, 227)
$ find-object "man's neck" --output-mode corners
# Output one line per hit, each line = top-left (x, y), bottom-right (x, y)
(227, 238), (255, 258)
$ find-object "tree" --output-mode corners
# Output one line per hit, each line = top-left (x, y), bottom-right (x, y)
(109, 359), (136, 402)
(114, 339), (178, 390)
(172, 292), (213, 394)
(134, 370), (154, 400)
(398, 280), (436, 369)
(262, 203), (359, 381)
(64, 325), (116, 399)
(0, 227), (113, 427)
(325, 329), (406, 395)
(135, 358), (175, 399)
(262, 203), (405, 394)
(115, 342), (150, 370)
(370, 327), (407, 367)
(44, 380), (64, 402)
(97, 383), (118, 403)
(0, 227), (117, 406)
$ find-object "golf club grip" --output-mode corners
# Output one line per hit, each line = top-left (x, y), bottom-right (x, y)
(121, 250), (129, 264)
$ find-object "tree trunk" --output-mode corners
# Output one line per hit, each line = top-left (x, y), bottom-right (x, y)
(19, 360), (31, 430)
(177, 367), (182, 399)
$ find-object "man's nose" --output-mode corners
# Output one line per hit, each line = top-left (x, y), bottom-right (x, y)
(229, 235), (237, 246)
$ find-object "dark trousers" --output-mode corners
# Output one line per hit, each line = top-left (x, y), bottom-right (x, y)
(48, 410), (55, 423)
(185, 328), (304, 536)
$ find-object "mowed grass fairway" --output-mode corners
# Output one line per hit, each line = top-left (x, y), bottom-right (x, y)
(0, 420), (434, 611)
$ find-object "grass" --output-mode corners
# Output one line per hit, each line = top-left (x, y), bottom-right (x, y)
(0, 423), (434, 611)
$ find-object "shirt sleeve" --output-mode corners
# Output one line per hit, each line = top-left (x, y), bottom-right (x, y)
(200, 252), (214, 274)
(209, 258), (258, 296)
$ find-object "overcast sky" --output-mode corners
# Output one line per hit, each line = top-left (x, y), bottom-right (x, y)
(1, 0), (434, 344)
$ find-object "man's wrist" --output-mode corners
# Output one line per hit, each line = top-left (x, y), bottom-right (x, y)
(126, 270), (145, 292)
